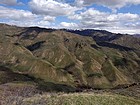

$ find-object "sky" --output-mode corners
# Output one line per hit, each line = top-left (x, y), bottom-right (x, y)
(0, 0), (140, 34)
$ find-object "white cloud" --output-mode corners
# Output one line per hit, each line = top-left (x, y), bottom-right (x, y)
(68, 8), (140, 34)
(0, 0), (23, 6)
(0, 6), (53, 28)
(43, 16), (55, 22)
(0, 0), (140, 34)
(60, 22), (79, 29)
(29, 0), (79, 17)
(107, 13), (139, 22)
(69, 14), (82, 20)
(0, 6), (36, 21)
(75, 0), (140, 10)
(5, 19), (51, 28)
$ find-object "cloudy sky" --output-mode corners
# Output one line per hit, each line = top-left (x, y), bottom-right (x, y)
(0, 0), (140, 34)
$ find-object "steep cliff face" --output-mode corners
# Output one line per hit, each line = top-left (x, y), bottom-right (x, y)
(0, 24), (139, 90)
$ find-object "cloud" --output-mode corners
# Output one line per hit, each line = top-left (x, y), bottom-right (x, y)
(0, 6), (36, 21)
(43, 16), (55, 22)
(68, 8), (140, 34)
(75, 0), (140, 10)
(0, 6), (53, 28)
(5, 19), (51, 28)
(60, 22), (79, 29)
(0, 0), (23, 6)
(29, 0), (79, 17)
(0, 0), (140, 34)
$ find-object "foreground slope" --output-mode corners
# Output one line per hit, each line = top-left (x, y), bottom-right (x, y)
(0, 24), (140, 91)
(1, 92), (140, 105)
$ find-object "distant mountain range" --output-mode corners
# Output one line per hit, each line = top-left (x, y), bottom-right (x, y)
(0, 23), (140, 92)
(133, 34), (140, 38)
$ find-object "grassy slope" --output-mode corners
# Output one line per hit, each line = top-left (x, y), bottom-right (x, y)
(0, 82), (140, 105)
(15, 93), (140, 105)
(0, 24), (140, 90)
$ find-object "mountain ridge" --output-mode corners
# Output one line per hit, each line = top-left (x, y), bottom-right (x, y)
(0, 23), (140, 92)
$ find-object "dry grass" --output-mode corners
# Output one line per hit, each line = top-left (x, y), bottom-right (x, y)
(1, 92), (140, 105)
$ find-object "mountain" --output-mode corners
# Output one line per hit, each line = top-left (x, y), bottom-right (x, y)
(133, 34), (140, 38)
(0, 23), (140, 92)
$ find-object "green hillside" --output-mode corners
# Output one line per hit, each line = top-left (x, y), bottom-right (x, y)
(11, 93), (140, 105)
(0, 24), (140, 91)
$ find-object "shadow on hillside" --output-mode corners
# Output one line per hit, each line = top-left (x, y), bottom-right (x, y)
(26, 41), (45, 51)
(21, 74), (76, 92)
(37, 82), (76, 93)
(11, 27), (56, 40)
(91, 44), (100, 49)
(0, 66), (33, 84)
(92, 34), (123, 42)
(20, 27), (56, 39)
(96, 42), (135, 51)
(67, 29), (123, 42)
(0, 66), (76, 92)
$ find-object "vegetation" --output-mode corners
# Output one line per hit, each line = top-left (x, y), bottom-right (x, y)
(0, 24), (140, 104)
(1, 92), (140, 105)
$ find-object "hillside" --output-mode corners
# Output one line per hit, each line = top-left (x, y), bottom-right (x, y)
(0, 23), (140, 92)
(2, 92), (140, 105)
